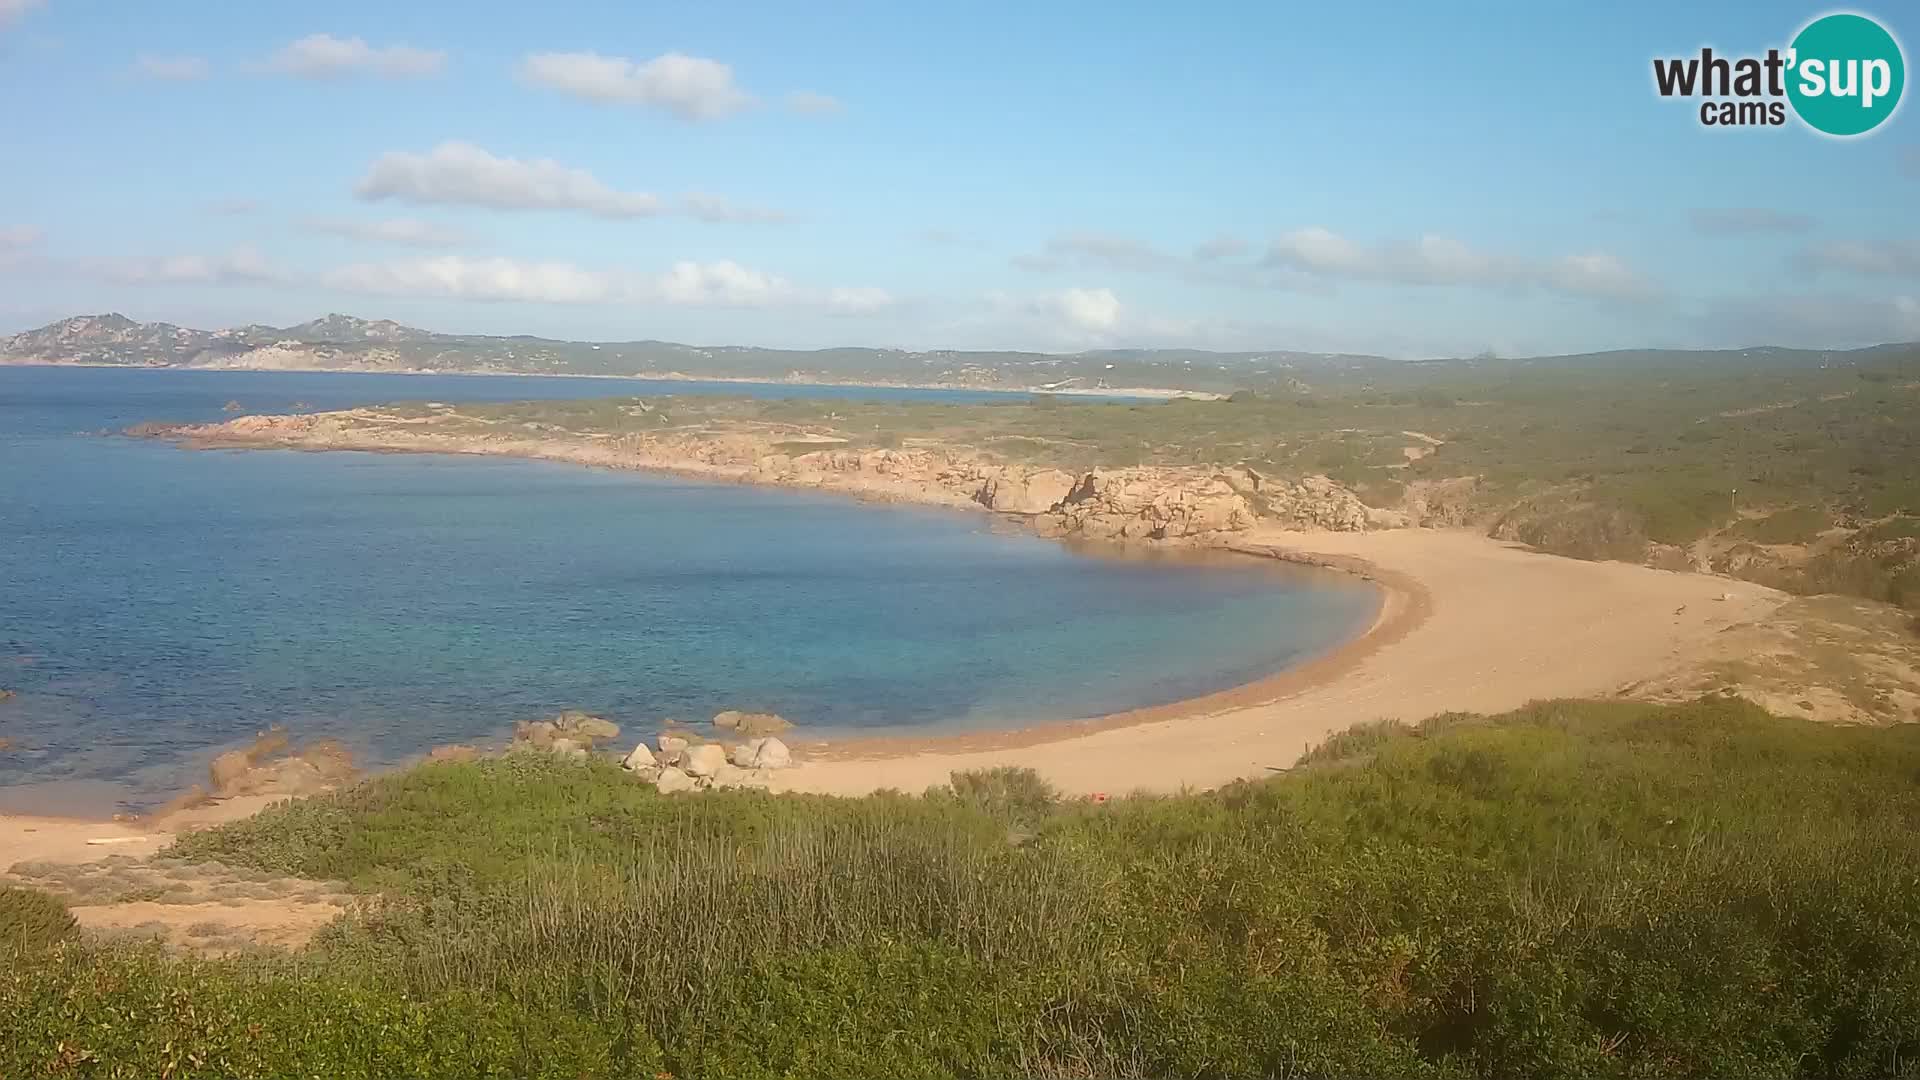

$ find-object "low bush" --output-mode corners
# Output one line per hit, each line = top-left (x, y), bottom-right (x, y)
(10, 697), (1920, 1077)
(0, 886), (76, 957)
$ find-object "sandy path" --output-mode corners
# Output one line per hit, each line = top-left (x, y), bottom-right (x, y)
(771, 527), (1786, 796)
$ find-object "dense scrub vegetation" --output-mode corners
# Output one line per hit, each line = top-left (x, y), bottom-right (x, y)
(7, 696), (1920, 1077)
(393, 346), (1920, 613)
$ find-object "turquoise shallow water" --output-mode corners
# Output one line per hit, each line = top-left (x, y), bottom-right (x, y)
(0, 367), (1378, 814)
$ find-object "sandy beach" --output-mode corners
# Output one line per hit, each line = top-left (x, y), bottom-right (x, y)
(769, 526), (1786, 797)
(2, 522), (1784, 868)
(4, 404), (1797, 849)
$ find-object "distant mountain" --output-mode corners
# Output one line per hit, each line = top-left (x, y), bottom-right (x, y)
(0, 312), (1406, 391)
(275, 314), (439, 344)
(3, 312), (1914, 392)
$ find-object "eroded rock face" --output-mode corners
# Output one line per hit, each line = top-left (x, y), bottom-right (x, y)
(1258, 474), (1374, 532)
(1041, 469), (1259, 540)
(977, 468), (1076, 515)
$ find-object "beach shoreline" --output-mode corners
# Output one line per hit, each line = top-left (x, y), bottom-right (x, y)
(3, 413), (1789, 839)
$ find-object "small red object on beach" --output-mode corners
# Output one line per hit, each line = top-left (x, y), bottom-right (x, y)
(1091, 792), (1109, 803)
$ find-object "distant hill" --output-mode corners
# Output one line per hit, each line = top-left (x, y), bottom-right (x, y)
(2, 312), (1913, 393)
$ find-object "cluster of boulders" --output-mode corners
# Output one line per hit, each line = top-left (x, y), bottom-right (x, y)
(513, 709), (622, 759)
(503, 707), (799, 793)
(621, 716), (795, 793)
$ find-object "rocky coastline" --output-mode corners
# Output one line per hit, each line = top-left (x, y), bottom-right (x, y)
(140, 408), (1390, 544)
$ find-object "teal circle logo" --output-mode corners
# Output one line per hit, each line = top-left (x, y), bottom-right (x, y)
(1787, 13), (1905, 136)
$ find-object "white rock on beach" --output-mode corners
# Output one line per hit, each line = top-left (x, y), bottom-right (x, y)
(657, 734), (689, 764)
(752, 737), (792, 770)
(653, 766), (695, 794)
(728, 743), (759, 769)
(710, 763), (772, 790)
(622, 743), (656, 770)
(682, 743), (727, 777)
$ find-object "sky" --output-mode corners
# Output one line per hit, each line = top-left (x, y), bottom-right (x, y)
(0, 0), (1915, 358)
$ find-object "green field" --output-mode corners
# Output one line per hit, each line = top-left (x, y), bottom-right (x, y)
(8, 697), (1920, 1078)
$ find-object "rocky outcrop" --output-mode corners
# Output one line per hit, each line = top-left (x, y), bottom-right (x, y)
(154, 409), (1387, 544)
(628, 730), (794, 793)
(977, 467), (1076, 515)
(205, 734), (355, 799)
(514, 710), (620, 752)
(1251, 473), (1375, 532)
(713, 710), (792, 738)
(1038, 469), (1258, 540)
(1399, 476), (1483, 528)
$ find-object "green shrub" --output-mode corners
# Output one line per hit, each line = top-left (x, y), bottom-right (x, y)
(0, 887), (76, 957)
(944, 765), (1059, 826)
(46, 698), (1920, 1077)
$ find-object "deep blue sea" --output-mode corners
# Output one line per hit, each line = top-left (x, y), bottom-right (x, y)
(0, 366), (1378, 814)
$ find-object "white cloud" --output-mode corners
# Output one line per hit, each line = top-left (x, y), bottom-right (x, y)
(1054, 287), (1122, 331)
(1799, 239), (1920, 278)
(1264, 227), (1655, 300)
(327, 256), (612, 303)
(0, 0), (43, 28)
(1689, 207), (1814, 234)
(1265, 226), (1370, 274)
(306, 217), (469, 248)
(1548, 253), (1651, 300)
(101, 247), (284, 285)
(826, 286), (895, 315)
(133, 54), (209, 81)
(655, 260), (789, 306)
(517, 51), (752, 120)
(323, 253), (886, 313)
(681, 192), (789, 224)
(263, 34), (445, 78)
(355, 142), (663, 219)
(786, 90), (841, 115)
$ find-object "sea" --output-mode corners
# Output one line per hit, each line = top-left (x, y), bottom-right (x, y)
(0, 366), (1378, 814)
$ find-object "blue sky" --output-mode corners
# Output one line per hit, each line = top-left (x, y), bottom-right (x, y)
(1, 0), (1915, 356)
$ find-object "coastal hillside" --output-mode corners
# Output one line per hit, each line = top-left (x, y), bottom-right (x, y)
(1, 312), (1388, 392)
(8, 310), (1916, 394)
(7, 697), (1919, 1077)
(156, 340), (1920, 628)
